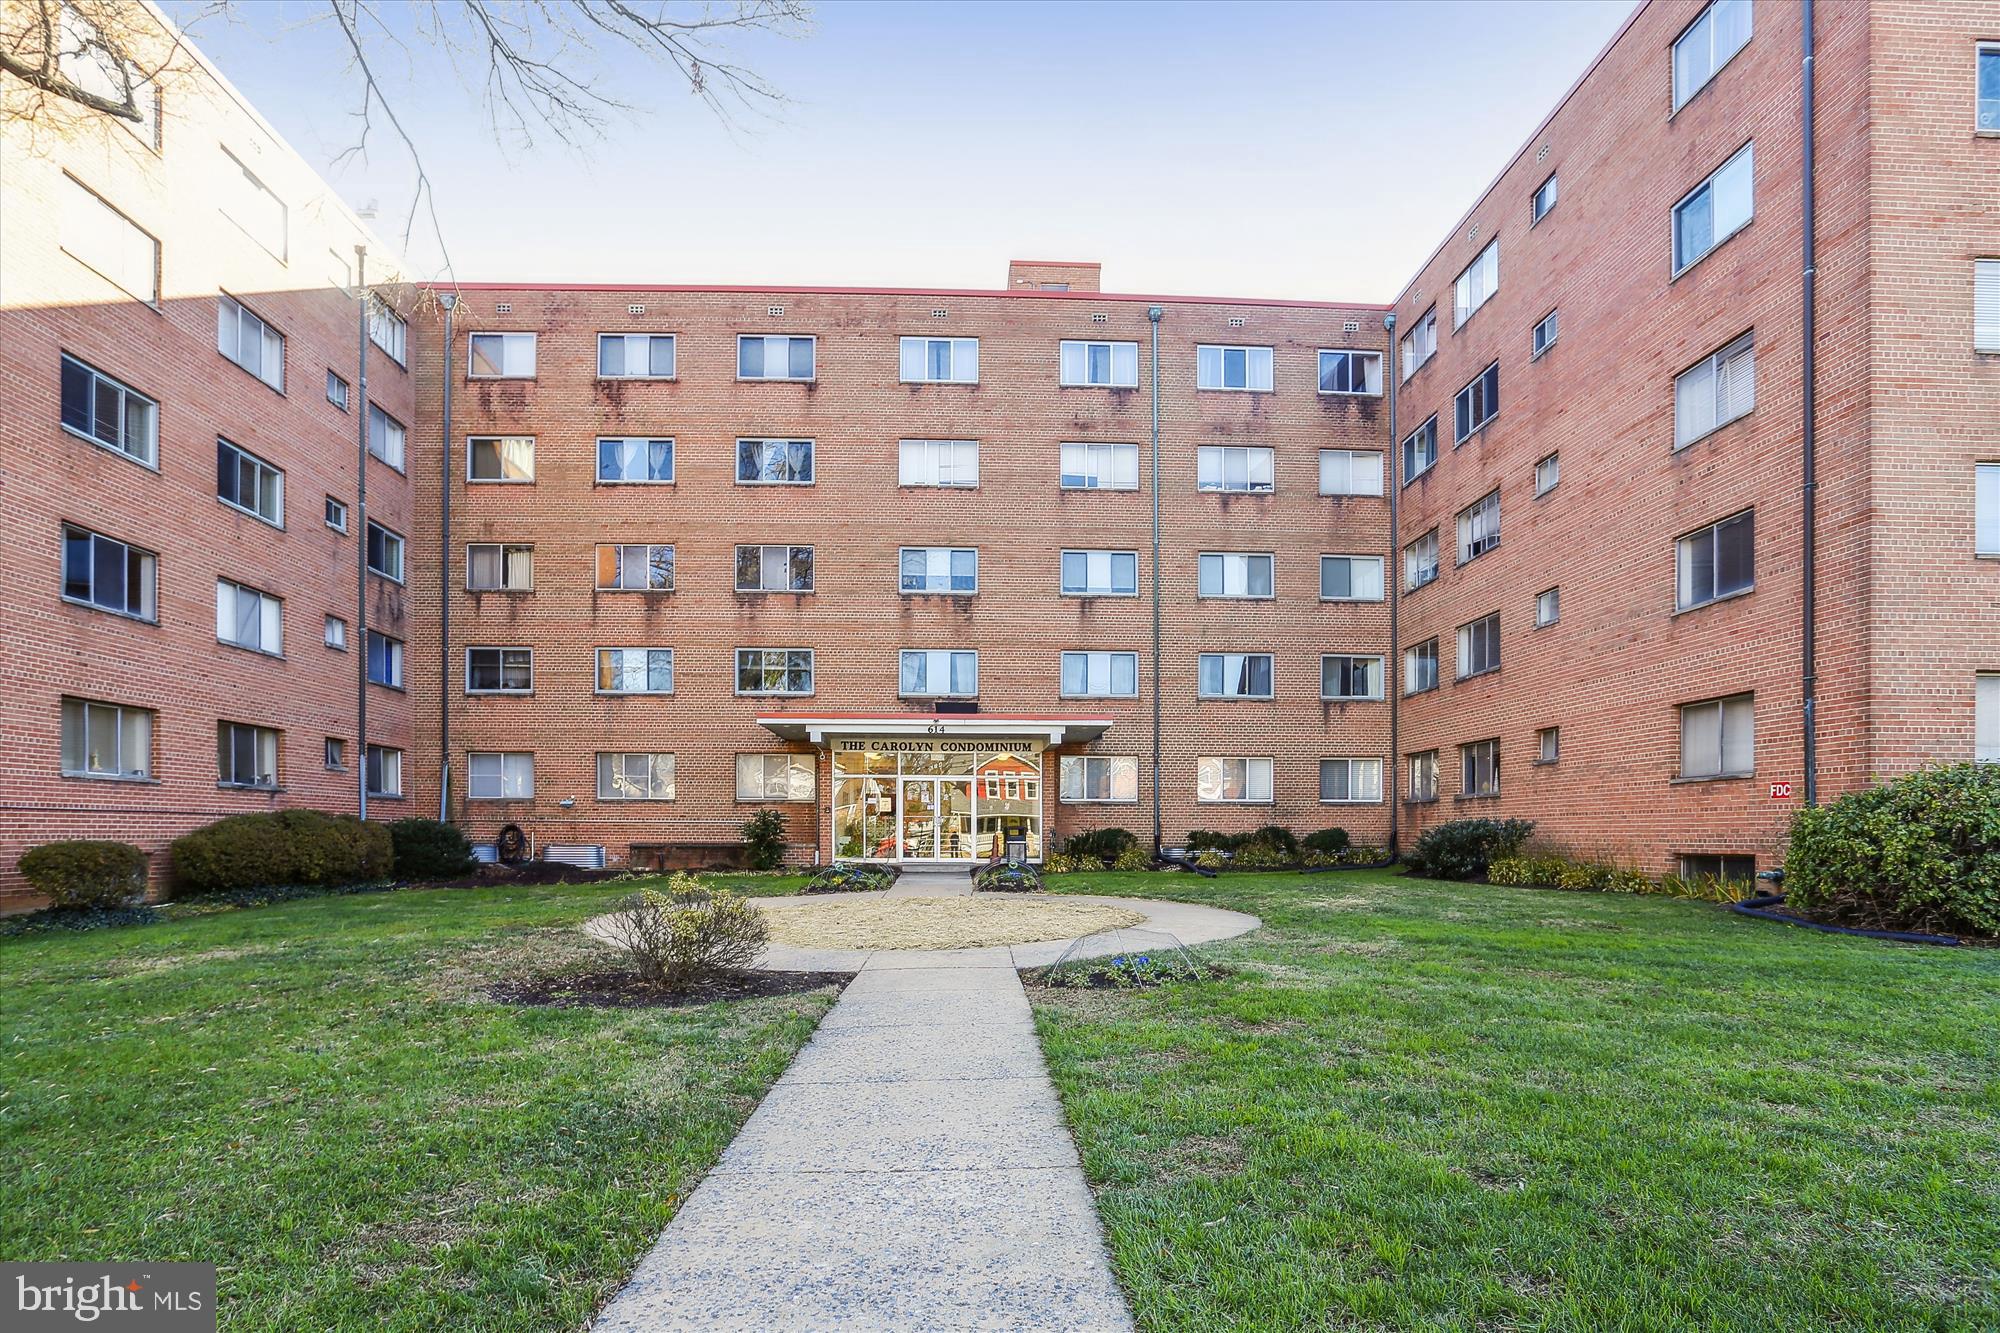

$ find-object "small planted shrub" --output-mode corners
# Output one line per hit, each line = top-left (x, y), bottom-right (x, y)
(1062, 827), (1137, 865)
(389, 818), (475, 880)
(741, 809), (789, 872)
(973, 862), (1044, 893)
(1111, 844), (1154, 871)
(1186, 830), (1242, 853)
(804, 862), (893, 894)
(1302, 828), (1352, 856)
(1405, 818), (1536, 881)
(1243, 826), (1299, 859)
(1041, 851), (1084, 874)
(599, 875), (769, 987)
(1784, 763), (2000, 937)
(1043, 950), (1203, 990)
(17, 840), (147, 910)
(171, 811), (392, 895)
(1193, 848), (1226, 871)
(1230, 841), (1292, 869)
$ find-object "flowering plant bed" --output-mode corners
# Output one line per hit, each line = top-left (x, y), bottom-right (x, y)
(1036, 950), (1207, 990)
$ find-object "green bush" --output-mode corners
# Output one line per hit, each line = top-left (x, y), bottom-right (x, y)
(803, 862), (892, 894)
(1302, 828), (1352, 855)
(1192, 848), (1226, 870)
(741, 808), (789, 871)
(1062, 828), (1136, 864)
(1491, 853), (1655, 895)
(17, 840), (147, 910)
(1244, 825), (1299, 858)
(1112, 843), (1154, 871)
(974, 862), (1044, 893)
(1405, 818), (1536, 880)
(598, 875), (769, 987)
(1785, 763), (2000, 937)
(1187, 830), (1242, 853)
(170, 811), (392, 895)
(1231, 842), (1292, 869)
(388, 819), (475, 880)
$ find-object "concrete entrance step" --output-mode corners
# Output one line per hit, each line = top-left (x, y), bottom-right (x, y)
(885, 866), (976, 897)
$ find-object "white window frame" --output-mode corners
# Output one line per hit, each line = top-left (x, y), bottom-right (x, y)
(1404, 530), (1440, 592)
(899, 546), (978, 595)
(1319, 554), (1386, 603)
(366, 521), (405, 583)
(1198, 552), (1275, 600)
(214, 437), (283, 527)
(1672, 142), (1755, 276)
(60, 354), (157, 467)
(1058, 339), (1139, 388)
(1059, 755), (1139, 804)
(1198, 653), (1275, 701)
(1461, 738), (1501, 798)
(735, 544), (815, 593)
(215, 578), (282, 656)
(366, 630), (405, 689)
(736, 752), (817, 802)
(465, 646), (534, 695)
(1196, 446), (1275, 494)
(62, 174), (158, 305)
(1457, 489), (1501, 565)
(899, 649), (980, 698)
(1060, 651), (1140, 699)
(1060, 441), (1140, 491)
(326, 737), (347, 772)
(1196, 756), (1274, 804)
(468, 751), (535, 801)
(368, 403), (406, 471)
(218, 721), (280, 790)
(598, 333), (677, 380)
(1532, 309), (1559, 359)
(325, 497), (348, 533)
(1977, 463), (2000, 556)
(1409, 750), (1439, 802)
(596, 647), (676, 695)
(467, 436), (535, 484)
(1674, 331), (1756, 449)
(1316, 349), (1383, 396)
(1457, 612), (1501, 680)
(1195, 344), (1274, 392)
(1059, 549), (1139, 597)
(1319, 758), (1383, 804)
(1973, 259), (1999, 353)
(1405, 639), (1440, 695)
(217, 293), (282, 392)
(1531, 173), (1558, 225)
(324, 615), (347, 651)
(327, 370), (349, 411)
(736, 437), (815, 485)
(1976, 673), (2000, 763)
(1980, 44), (2000, 133)
(1535, 452), (1560, 496)
(596, 543), (675, 592)
(735, 648), (816, 697)
(1400, 306), (1437, 381)
(1320, 654), (1385, 702)
(61, 525), (156, 621)
(468, 332), (536, 379)
(367, 299), (407, 365)
(597, 752), (678, 802)
(465, 543), (534, 593)
(737, 334), (816, 382)
(1318, 449), (1385, 498)
(1676, 509), (1756, 610)
(1672, 0), (1753, 113)
(60, 697), (152, 780)
(1538, 727), (1561, 765)
(898, 439), (980, 488)
(1454, 362), (1500, 443)
(598, 437), (675, 485)
(1536, 587), (1561, 628)
(58, 5), (159, 148)
(218, 146), (286, 260)
(1403, 415), (1439, 483)
(899, 336), (980, 384)
(1453, 239), (1499, 328)
(1679, 693), (1755, 780)
(366, 744), (403, 798)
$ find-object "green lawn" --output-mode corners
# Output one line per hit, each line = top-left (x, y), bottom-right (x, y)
(1036, 869), (2000, 1331)
(0, 876), (831, 1330)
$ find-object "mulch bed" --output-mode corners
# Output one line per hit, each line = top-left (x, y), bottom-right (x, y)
(432, 862), (632, 889)
(488, 968), (853, 1010)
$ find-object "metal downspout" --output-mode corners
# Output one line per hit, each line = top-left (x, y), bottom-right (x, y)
(1148, 305), (1165, 856)
(1384, 311), (1400, 855)
(1800, 0), (1819, 806)
(355, 246), (369, 821)
(438, 294), (457, 821)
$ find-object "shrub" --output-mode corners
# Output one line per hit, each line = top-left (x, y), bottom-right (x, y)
(1784, 763), (2000, 937)
(1193, 848), (1226, 870)
(1112, 843), (1154, 871)
(1063, 828), (1136, 865)
(1405, 818), (1536, 880)
(1243, 825), (1299, 858)
(803, 862), (892, 894)
(741, 809), (789, 871)
(1302, 828), (1352, 856)
(170, 811), (392, 895)
(1187, 830), (1242, 853)
(974, 862), (1044, 893)
(1231, 842), (1292, 869)
(389, 819), (475, 880)
(598, 875), (769, 987)
(1042, 851), (1084, 874)
(18, 840), (147, 910)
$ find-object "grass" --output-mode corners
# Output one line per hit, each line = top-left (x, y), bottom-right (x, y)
(0, 876), (837, 1330)
(1035, 868), (2000, 1331)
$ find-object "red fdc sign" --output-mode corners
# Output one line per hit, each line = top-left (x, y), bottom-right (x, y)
(1769, 781), (1794, 800)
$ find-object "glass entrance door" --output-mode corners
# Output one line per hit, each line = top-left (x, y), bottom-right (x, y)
(898, 778), (977, 860)
(832, 741), (1043, 863)
(899, 779), (937, 858)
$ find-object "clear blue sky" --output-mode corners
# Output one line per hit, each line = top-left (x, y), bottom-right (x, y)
(163, 0), (1635, 302)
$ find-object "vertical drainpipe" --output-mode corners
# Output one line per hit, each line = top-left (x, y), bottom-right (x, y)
(1800, 0), (1820, 806)
(354, 246), (369, 822)
(438, 294), (457, 821)
(1384, 311), (1400, 855)
(1148, 305), (1165, 857)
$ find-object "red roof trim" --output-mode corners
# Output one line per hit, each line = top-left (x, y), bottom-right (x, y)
(754, 712), (1116, 722)
(444, 279), (1387, 313)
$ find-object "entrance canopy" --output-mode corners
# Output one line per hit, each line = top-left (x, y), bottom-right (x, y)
(754, 713), (1114, 746)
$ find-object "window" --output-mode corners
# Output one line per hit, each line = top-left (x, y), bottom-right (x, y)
(325, 497), (348, 533)
(1321, 655), (1384, 701)
(468, 332), (535, 378)
(1532, 309), (1559, 358)
(1320, 555), (1386, 602)
(1060, 755), (1138, 803)
(1403, 415), (1439, 482)
(218, 722), (279, 789)
(217, 294), (282, 391)
(1195, 344), (1274, 391)
(1538, 727), (1561, 764)
(1535, 452), (1560, 496)
(366, 521), (405, 582)
(366, 631), (404, 688)
(215, 579), (281, 655)
(1457, 612), (1501, 679)
(1536, 587), (1561, 627)
(468, 436), (534, 483)
(219, 147), (285, 258)
(326, 737), (346, 771)
(1409, 750), (1439, 802)
(1197, 446), (1275, 494)
(598, 437), (674, 484)
(736, 437), (814, 484)
(1400, 307), (1438, 380)
(216, 438), (283, 525)
(324, 615), (347, 650)
(1061, 442), (1139, 490)
(368, 404), (406, 470)
(61, 175), (157, 303)
(596, 544), (675, 592)
(1317, 350), (1382, 395)
(1673, 143), (1754, 274)
(1978, 464), (2000, 555)
(326, 371), (349, 411)
(1198, 653), (1274, 700)
(1680, 693), (1755, 778)
(900, 649), (979, 697)
(737, 753), (816, 802)
(1678, 853), (1757, 882)
(900, 336), (979, 384)
(1675, 332), (1756, 447)
(738, 334), (815, 380)
(465, 647), (533, 693)
(1404, 530), (1440, 591)
(596, 647), (674, 694)
(1672, 0), (1752, 111)
(1059, 340), (1139, 387)
(1981, 45), (2000, 132)
(1461, 739), (1500, 797)
(1319, 450), (1384, 497)
(58, 5), (158, 146)
(1975, 260), (1999, 352)
(735, 544), (815, 593)
(599, 333), (677, 379)
(1198, 552), (1274, 599)
(60, 354), (156, 466)
(597, 753), (676, 801)
(1197, 756), (1273, 803)
(366, 744), (402, 797)
(1677, 510), (1755, 609)
(1454, 362), (1500, 442)
(61, 526), (155, 620)
(468, 752), (534, 800)
(1060, 549), (1138, 597)
(1531, 173), (1558, 225)
(899, 439), (980, 487)
(1457, 489), (1501, 564)
(1453, 239), (1499, 328)
(60, 698), (151, 779)
(736, 648), (814, 695)
(367, 299), (406, 365)
(1976, 674), (1999, 762)
(1405, 639), (1440, 695)
(900, 547), (977, 594)
(466, 543), (533, 592)
(1319, 758), (1382, 803)
(1061, 651), (1139, 698)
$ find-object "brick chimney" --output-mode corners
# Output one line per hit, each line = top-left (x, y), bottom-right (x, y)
(1006, 260), (1101, 293)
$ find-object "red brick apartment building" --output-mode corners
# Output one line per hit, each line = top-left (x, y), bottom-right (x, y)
(1, 0), (1996, 900)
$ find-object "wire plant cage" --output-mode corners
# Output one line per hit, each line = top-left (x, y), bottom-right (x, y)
(1041, 926), (1207, 989)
